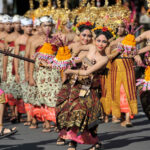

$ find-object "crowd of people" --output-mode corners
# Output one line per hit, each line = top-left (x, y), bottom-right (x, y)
(0, 9), (150, 150)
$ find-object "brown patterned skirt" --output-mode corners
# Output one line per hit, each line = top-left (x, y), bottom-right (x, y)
(56, 80), (101, 136)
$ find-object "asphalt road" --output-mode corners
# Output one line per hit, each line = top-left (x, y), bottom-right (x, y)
(0, 103), (150, 150)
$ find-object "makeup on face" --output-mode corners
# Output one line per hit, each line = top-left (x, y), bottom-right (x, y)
(95, 34), (108, 52)
(80, 29), (92, 45)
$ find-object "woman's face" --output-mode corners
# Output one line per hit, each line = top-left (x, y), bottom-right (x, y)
(80, 29), (92, 45)
(117, 24), (125, 36)
(95, 34), (108, 52)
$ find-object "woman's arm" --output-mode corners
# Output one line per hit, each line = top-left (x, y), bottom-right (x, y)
(138, 45), (150, 54)
(65, 56), (108, 76)
(74, 51), (87, 64)
(135, 31), (148, 44)
(105, 45), (120, 60)
(72, 44), (90, 57)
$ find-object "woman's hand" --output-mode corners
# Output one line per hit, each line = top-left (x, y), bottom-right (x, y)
(134, 55), (143, 66)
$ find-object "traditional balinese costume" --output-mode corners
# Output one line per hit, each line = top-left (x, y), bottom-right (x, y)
(33, 16), (62, 123)
(56, 55), (101, 145)
(35, 42), (62, 123)
(112, 31), (138, 118)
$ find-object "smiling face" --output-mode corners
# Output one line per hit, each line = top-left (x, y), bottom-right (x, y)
(95, 34), (108, 52)
(79, 29), (92, 45)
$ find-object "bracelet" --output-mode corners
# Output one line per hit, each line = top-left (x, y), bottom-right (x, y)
(0, 124), (3, 126)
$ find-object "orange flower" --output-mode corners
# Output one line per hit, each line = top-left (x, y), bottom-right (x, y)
(145, 66), (150, 81)
(56, 46), (71, 61)
(39, 43), (55, 55)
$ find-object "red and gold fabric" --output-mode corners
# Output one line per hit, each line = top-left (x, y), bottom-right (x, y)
(56, 75), (101, 144)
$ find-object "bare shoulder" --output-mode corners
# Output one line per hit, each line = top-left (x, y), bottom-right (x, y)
(31, 38), (43, 49)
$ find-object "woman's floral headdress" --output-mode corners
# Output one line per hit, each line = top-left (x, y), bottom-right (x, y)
(92, 26), (116, 38)
(76, 21), (94, 28)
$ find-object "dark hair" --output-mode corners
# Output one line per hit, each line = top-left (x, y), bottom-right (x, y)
(94, 29), (113, 40)
(77, 22), (95, 33)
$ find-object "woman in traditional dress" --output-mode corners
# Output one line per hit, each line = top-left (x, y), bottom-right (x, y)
(99, 29), (116, 123)
(106, 21), (140, 127)
(56, 26), (113, 150)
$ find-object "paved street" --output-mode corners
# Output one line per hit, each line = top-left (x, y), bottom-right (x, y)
(0, 103), (150, 150)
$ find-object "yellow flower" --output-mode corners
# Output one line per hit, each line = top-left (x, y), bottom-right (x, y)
(145, 66), (150, 81)
(39, 43), (55, 55)
(122, 34), (136, 47)
(56, 46), (71, 61)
